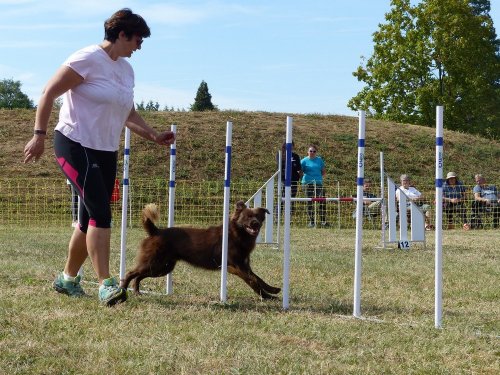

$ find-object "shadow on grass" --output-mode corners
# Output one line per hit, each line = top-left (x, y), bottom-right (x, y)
(131, 290), (435, 322)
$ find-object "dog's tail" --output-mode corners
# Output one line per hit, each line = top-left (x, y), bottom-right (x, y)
(142, 203), (160, 236)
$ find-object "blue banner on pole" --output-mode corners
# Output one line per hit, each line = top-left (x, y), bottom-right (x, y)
(225, 146), (232, 187)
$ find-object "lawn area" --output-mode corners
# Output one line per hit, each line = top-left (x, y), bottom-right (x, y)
(0, 225), (498, 374)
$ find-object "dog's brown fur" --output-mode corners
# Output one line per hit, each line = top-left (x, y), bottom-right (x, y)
(121, 201), (281, 299)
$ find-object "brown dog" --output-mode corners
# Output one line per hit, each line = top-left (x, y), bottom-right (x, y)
(121, 201), (281, 299)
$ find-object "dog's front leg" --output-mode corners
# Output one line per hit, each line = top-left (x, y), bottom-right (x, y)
(248, 269), (281, 295)
(227, 265), (277, 299)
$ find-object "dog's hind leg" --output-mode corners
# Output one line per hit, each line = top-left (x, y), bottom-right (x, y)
(121, 270), (141, 292)
(131, 261), (177, 295)
(227, 265), (278, 299)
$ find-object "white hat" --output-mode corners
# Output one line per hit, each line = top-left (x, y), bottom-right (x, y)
(446, 171), (457, 180)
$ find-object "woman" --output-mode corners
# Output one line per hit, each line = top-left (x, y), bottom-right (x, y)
(442, 171), (469, 230)
(301, 144), (330, 228)
(23, 9), (175, 306)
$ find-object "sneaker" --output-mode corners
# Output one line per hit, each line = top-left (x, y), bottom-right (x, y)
(307, 221), (315, 228)
(98, 277), (127, 306)
(320, 222), (331, 228)
(462, 223), (471, 231)
(53, 272), (85, 297)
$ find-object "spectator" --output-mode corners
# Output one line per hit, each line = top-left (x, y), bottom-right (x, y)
(23, 8), (175, 306)
(352, 178), (380, 220)
(281, 141), (302, 213)
(395, 174), (433, 230)
(471, 174), (499, 229)
(301, 144), (330, 228)
(442, 172), (469, 230)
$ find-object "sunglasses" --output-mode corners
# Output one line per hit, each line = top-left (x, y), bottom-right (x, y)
(308, 150), (316, 153)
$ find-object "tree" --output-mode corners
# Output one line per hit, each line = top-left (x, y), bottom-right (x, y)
(348, 0), (500, 138)
(136, 101), (145, 110)
(145, 100), (160, 111)
(0, 79), (34, 109)
(190, 80), (216, 111)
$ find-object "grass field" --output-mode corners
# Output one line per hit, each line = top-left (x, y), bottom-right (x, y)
(1, 225), (498, 374)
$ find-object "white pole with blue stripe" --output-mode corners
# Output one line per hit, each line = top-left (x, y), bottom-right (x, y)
(166, 124), (177, 294)
(282, 116), (293, 310)
(220, 121), (233, 302)
(119, 127), (131, 283)
(435, 106), (444, 328)
(353, 111), (366, 318)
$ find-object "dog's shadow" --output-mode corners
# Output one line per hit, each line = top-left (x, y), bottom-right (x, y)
(133, 293), (435, 323)
(130, 291), (282, 313)
(127, 290), (358, 316)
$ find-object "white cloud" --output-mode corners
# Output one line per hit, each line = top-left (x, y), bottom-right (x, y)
(139, 4), (207, 25)
(0, 23), (96, 31)
(0, 64), (34, 81)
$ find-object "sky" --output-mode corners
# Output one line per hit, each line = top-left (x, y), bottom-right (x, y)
(1, 0), (499, 116)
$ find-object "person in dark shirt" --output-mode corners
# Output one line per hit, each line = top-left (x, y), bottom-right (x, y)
(281, 142), (302, 214)
(281, 141), (302, 198)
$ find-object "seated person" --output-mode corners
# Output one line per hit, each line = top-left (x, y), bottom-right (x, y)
(352, 178), (380, 219)
(442, 171), (469, 230)
(471, 174), (499, 229)
(396, 174), (433, 230)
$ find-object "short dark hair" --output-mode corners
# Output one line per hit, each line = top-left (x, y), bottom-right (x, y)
(104, 8), (151, 42)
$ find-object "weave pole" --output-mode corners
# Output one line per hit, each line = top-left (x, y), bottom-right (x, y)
(379, 152), (387, 249)
(282, 116), (293, 310)
(353, 110), (366, 318)
(166, 124), (177, 294)
(119, 127), (131, 283)
(220, 121), (233, 302)
(435, 106), (444, 328)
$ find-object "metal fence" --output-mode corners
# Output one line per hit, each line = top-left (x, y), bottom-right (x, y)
(0, 177), (497, 230)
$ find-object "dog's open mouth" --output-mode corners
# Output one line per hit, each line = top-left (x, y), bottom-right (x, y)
(244, 224), (261, 236)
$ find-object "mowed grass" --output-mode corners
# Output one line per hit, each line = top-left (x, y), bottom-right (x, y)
(0, 225), (498, 374)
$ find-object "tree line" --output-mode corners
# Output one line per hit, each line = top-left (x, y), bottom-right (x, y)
(0, 79), (217, 113)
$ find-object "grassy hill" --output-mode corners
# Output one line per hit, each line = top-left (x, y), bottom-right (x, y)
(2, 108), (499, 185)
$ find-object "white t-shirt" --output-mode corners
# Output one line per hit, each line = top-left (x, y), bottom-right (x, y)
(396, 186), (421, 207)
(55, 45), (135, 151)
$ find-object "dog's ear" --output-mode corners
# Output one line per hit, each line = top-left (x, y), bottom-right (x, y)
(235, 201), (247, 211)
(256, 207), (270, 220)
(231, 201), (247, 221)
